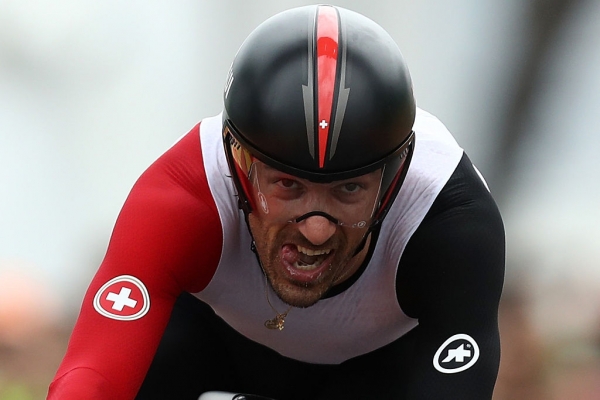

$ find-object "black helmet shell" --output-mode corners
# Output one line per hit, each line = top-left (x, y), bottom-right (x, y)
(223, 5), (415, 181)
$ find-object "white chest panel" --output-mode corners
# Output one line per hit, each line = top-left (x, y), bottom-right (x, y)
(194, 110), (463, 364)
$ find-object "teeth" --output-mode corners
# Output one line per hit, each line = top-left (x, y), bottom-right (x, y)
(294, 261), (320, 271)
(297, 245), (331, 256)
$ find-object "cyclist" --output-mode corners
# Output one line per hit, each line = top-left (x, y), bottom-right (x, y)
(48, 5), (504, 399)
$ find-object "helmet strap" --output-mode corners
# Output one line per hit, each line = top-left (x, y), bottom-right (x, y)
(351, 223), (380, 257)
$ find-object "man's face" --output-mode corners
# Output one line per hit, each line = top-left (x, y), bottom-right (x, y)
(247, 162), (382, 308)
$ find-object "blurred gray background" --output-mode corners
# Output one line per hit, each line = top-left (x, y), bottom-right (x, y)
(1, 0), (599, 398)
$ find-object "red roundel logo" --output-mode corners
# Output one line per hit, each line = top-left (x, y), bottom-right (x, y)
(93, 275), (150, 321)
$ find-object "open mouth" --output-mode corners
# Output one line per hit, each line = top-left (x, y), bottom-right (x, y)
(294, 245), (332, 270)
(280, 244), (334, 282)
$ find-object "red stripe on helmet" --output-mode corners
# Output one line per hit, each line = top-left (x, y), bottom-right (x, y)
(316, 6), (339, 168)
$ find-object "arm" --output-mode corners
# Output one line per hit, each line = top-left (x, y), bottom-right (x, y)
(48, 124), (223, 399)
(396, 154), (505, 399)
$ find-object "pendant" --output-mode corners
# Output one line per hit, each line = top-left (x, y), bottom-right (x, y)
(264, 313), (286, 330)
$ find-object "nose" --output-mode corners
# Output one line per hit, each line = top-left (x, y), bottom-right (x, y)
(297, 215), (337, 246)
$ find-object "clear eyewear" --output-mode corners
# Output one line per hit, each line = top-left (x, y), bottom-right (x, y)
(249, 162), (384, 229)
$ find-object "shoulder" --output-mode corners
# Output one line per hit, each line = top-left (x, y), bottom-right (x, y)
(406, 152), (505, 262)
(428, 153), (502, 225)
(138, 115), (223, 204)
(413, 108), (461, 147)
(406, 108), (501, 234)
(401, 108), (465, 211)
(112, 120), (225, 292)
(397, 153), (505, 317)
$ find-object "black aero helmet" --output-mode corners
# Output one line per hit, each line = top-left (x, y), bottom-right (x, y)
(223, 4), (416, 229)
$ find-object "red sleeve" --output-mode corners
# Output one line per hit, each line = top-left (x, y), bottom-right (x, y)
(48, 123), (223, 399)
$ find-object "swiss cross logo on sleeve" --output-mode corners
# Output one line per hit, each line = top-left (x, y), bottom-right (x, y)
(93, 275), (150, 321)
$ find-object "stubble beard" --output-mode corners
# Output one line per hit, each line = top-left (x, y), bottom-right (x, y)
(259, 235), (342, 309)
(248, 216), (357, 309)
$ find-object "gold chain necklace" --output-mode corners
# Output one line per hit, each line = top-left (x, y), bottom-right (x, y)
(264, 277), (292, 331)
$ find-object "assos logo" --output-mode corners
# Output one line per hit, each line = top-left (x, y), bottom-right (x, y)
(93, 275), (150, 321)
(433, 334), (480, 374)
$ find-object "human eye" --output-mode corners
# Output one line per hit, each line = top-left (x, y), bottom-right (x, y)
(333, 182), (365, 199)
(260, 167), (300, 190)
(269, 177), (305, 201)
(276, 178), (300, 189)
(340, 182), (361, 194)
